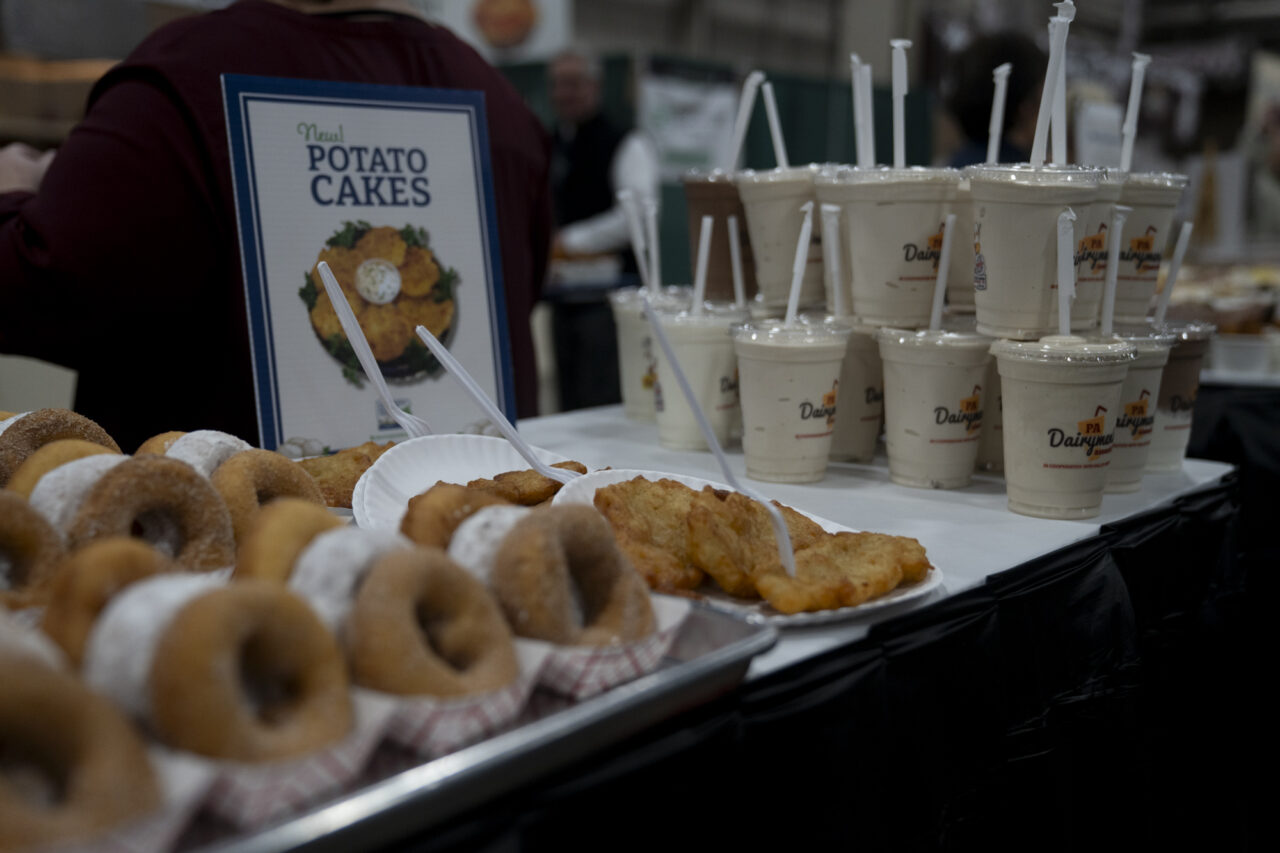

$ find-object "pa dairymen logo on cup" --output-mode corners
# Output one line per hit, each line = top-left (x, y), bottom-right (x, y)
(1120, 225), (1161, 275)
(1047, 405), (1114, 463)
(1118, 390), (1154, 440)
(933, 385), (984, 437)
(902, 222), (946, 272)
(1076, 223), (1108, 281)
(797, 380), (839, 437)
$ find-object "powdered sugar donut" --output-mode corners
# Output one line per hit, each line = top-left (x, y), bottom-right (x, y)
(27, 454), (128, 533)
(0, 409), (120, 486)
(447, 505), (531, 585)
(84, 573), (350, 760)
(289, 527), (414, 634)
(164, 429), (252, 479)
(5, 439), (120, 500)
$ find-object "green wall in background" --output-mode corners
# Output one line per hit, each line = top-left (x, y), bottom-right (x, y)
(501, 57), (934, 289)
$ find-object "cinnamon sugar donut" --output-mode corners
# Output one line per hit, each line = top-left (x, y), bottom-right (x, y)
(233, 498), (344, 583)
(5, 439), (120, 499)
(0, 491), (66, 610)
(490, 504), (655, 645)
(348, 548), (518, 696)
(211, 449), (326, 541)
(41, 538), (172, 668)
(0, 409), (120, 486)
(400, 482), (512, 548)
(65, 455), (234, 570)
(0, 653), (160, 849)
(135, 430), (186, 456)
(86, 575), (352, 761)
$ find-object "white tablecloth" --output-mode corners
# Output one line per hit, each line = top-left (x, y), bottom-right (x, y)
(518, 406), (1234, 678)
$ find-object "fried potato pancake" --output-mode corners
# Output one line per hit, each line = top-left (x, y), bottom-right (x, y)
(686, 487), (826, 598)
(753, 531), (932, 614)
(466, 460), (587, 506)
(593, 478), (704, 593)
(298, 440), (394, 508)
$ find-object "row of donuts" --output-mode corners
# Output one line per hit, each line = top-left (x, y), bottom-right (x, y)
(0, 408), (326, 608)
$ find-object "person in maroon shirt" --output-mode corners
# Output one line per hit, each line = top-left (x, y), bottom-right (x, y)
(0, 0), (550, 452)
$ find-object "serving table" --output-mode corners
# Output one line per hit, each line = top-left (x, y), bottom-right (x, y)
(209, 406), (1251, 852)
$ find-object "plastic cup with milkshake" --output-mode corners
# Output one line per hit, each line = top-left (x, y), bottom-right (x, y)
(1072, 168), (1126, 329)
(683, 170), (758, 302)
(966, 163), (1101, 339)
(991, 335), (1136, 518)
(1144, 321), (1215, 472)
(1093, 325), (1175, 492)
(736, 165), (825, 314)
(651, 300), (748, 450)
(1114, 172), (1189, 322)
(609, 286), (690, 421)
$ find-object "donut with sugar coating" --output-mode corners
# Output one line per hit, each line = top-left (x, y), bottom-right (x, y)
(233, 497), (344, 583)
(210, 449), (325, 542)
(0, 491), (66, 610)
(0, 409), (120, 486)
(5, 439), (120, 499)
(135, 430), (186, 456)
(400, 482), (512, 548)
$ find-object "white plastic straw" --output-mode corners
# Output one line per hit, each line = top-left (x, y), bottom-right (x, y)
(1030, 12), (1070, 167)
(1100, 204), (1131, 337)
(414, 325), (578, 484)
(617, 189), (652, 292)
(1120, 53), (1153, 173)
(1153, 221), (1194, 326)
(820, 203), (847, 317)
(725, 70), (766, 172)
(762, 81), (790, 169)
(1056, 207), (1077, 338)
(639, 296), (796, 576)
(929, 213), (957, 332)
(858, 64), (876, 168)
(644, 196), (662, 290)
(986, 62), (1013, 165)
(890, 39), (912, 169)
(690, 214), (714, 315)
(727, 214), (747, 310)
(784, 201), (815, 326)
(850, 54), (866, 167)
(1050, 2), (1075, 165)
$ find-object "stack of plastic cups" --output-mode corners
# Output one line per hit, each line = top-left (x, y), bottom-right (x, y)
(1115, 172), (1191, 322)
(651, 300), (749, 451)
(966, 164), (1100, 339)
(1144, 321), (1216, 472)
(736, 165), (824, 318)
(609, 286), (691, 421)
(682, 170), (758, 302)
(1098, 324), (1175, 492)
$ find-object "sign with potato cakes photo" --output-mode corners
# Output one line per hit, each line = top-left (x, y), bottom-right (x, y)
(223, 74), (511, 451)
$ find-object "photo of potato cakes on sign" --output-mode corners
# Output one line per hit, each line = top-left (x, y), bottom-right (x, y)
(301, 222), (458, 385)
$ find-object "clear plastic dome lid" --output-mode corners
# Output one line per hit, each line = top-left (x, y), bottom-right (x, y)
(990, 334), (1136, 364)
(732, 318), (852, 345)
(964, 162), (1102, 186)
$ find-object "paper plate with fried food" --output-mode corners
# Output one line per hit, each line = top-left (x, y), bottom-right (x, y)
(353, 434), (582, 533)
(554, 469), (944, 626)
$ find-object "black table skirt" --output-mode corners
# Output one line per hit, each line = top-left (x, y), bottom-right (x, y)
(390, 475), (1259, 852)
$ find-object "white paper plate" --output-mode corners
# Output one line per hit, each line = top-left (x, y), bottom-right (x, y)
(353, 435), (574, 532)
(553, 468), (943, 626)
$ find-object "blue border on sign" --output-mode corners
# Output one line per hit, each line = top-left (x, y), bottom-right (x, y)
(220, 73), (513, 448)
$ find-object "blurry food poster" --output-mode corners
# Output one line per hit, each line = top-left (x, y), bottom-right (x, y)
(222, 74), (511, 451)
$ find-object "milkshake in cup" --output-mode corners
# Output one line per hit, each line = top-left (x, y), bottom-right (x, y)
(1073, 169), (1126, 330)
(877, 329), (992, 489)
(814, 169), (856, 314)
(682, 170), (758, 302)
(1097, 326), (1175, 493)
(609, 286), (690, 421)
(991, 335), (1136, 519)
(1115, 173), (1189, 322)
(976, 357), (1004, 472)
(824, 166), (962, 327)
(967, 164), (1100, 339)
(1145, 321), (1215, 472)
(732, 320), (852, 482)
(736, 166), (824, 312)
(945, 178), (976, 312)
(652, 302), (748, 451)
(802, 314), (884, 463)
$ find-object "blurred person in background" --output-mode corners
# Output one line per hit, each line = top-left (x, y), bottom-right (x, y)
(0, 0), (551, 449)
(944, 31), (1047, 168)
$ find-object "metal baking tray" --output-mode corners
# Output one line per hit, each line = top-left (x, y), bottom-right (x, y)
(196, 605), (776, 852)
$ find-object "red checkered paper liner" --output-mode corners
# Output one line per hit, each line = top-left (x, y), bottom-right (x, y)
(385, 640), (550, 757)
(200, 689), (398, 829)
(535, 596), (690, 700)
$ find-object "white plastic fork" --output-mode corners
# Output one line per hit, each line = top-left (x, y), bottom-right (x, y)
(316, 261), (433, 438)
(414, 325), (579, 485)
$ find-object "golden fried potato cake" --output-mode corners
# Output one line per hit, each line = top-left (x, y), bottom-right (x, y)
(593, 477), (705, 593)
(400, 482), (512, 548)
(355, 226), (407, 267)
(753, 531), (932, 615)
(317, 246), (361, 287)
(398, 245), (442, 298)
(398, 296), (455, 337)
(467, 460), (588, 506)
(310, 291), (351, 342)
(686, 488), (827, 598)
(298, 440), (394, 508)
(360, 303), (414, 362)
